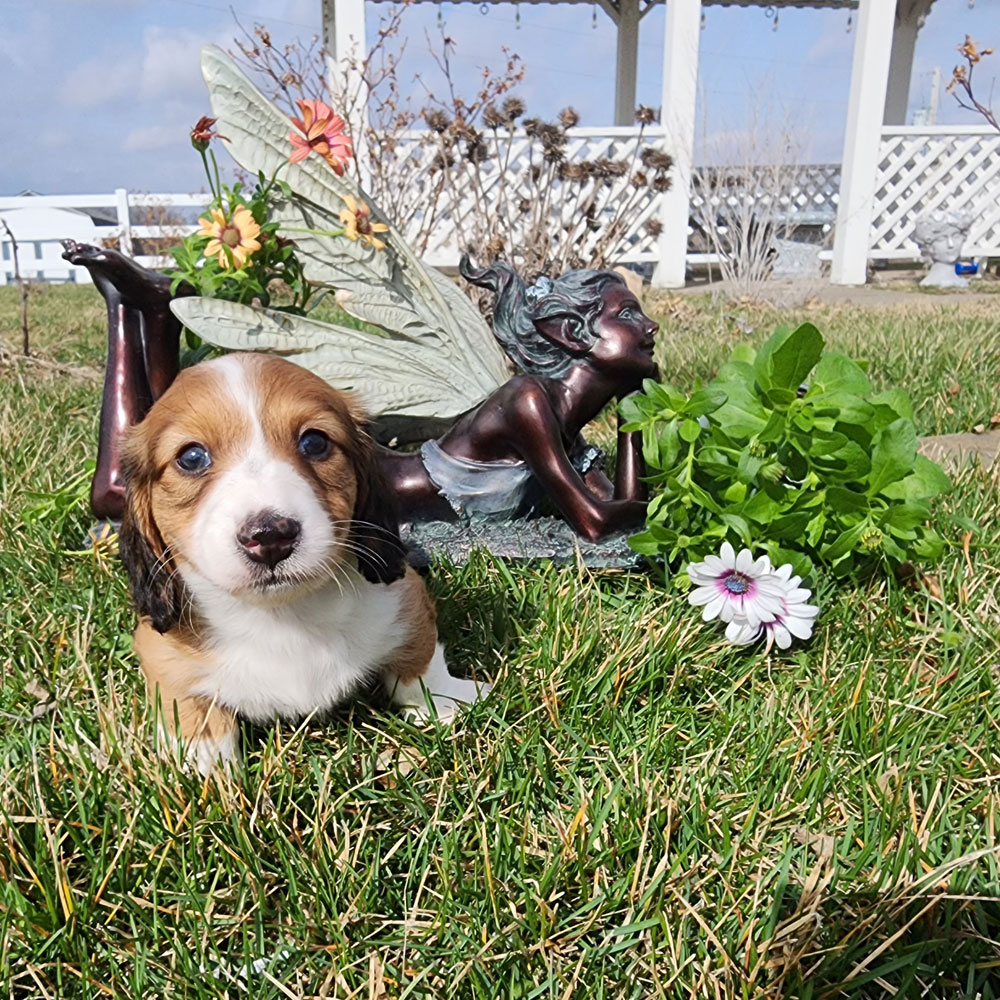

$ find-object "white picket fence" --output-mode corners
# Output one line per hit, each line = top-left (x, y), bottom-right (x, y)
(0, 190), (210, 285)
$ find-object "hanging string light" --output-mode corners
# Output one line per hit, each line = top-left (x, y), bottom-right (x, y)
(592, 4), (598, 28)
(437, 3), (444, 27)
(700, 9), (706, 30)
(772, 8), (779, 31)
(846, 11), (852, 32)
(515, 0), (520, 28)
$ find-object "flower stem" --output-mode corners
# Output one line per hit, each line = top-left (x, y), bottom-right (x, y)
(199, 148), (218, 203)
(281, 226), (348, 238)
(209, 149), (223, 211)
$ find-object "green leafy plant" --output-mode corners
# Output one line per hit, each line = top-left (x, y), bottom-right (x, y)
(621, 322), (952, 579)
(168, 172), (317, 314)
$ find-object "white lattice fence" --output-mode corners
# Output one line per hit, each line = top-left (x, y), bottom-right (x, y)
(871, 126), (1000, 260)
(389, 126), (668, 266)
(688, 162), (840, 250)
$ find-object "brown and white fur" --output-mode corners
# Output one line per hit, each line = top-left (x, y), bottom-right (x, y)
(119, 352), (488, 773)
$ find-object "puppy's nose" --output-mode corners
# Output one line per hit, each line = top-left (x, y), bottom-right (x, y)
(237, 513), (301, 568)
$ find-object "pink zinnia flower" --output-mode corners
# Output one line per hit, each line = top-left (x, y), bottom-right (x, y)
(288, 99), (353, 174)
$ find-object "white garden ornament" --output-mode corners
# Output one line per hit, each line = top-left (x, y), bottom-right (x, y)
(913, 209), (974, 289)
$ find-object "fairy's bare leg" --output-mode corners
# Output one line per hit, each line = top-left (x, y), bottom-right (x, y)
(377, 449), (457, 523)
(61, 242), (189, 520)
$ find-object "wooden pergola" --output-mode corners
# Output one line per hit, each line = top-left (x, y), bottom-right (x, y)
(321, 0), (938, 286)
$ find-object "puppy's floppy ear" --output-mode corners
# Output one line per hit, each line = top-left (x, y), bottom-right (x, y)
(119, 430), (186, 633)
(350, 428), (407, 585)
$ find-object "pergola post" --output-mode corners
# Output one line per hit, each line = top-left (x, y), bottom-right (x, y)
(885, 7), (920, 124)
(614, 0), (640, 126)
(322, 0), (369, 181)
(830, 0), (896, 286)
(652, 0), (701, 289)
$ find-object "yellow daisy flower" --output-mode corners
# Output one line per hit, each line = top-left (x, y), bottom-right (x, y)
(197, 205), (262, 269)
(338, 195), (388, 251)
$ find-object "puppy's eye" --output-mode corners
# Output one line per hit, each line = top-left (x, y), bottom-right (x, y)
(176, 444), (211, 474)
(298, 429), (333, 460)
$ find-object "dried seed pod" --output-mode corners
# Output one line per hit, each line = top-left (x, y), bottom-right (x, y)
(466, 140), (490, 164)
(645, 218), (664, 237)
(594, 157), (627, 179)
(483, 104), (504, 129)
(652, 174), (672, 192)
(559, 163), (586, 182)
(431, 151), (455, 171)
(634, 104), (656, 125)
(543, 142), (566, 164)
(641, 148), (673, 171)
(451, 118), (478, 142)
(424, 109), (450, 133)
(558, 107), (580, 129)
(502, 96), (526, 123)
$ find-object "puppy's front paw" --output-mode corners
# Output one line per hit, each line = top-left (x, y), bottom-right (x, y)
(188, 733), (239, 776)
(158, 728), (238, 776)
(401, 677), (491, 724)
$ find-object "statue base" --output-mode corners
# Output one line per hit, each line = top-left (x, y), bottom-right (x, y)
(919, 262), (969, 289)
(402, 517), (645, 570)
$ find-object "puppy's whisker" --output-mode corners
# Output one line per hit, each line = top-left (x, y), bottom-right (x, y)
(331, 519), (403, 541)
(337, 539), (391, 570)
(322, 559), (359, 599)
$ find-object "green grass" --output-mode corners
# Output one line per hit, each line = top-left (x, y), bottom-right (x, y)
(2, 284), (1000, 998)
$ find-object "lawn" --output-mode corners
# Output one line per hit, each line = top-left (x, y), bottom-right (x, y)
(1, 283), (999, 999)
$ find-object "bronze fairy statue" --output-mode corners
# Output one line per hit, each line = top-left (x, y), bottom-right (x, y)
(381, 257), (658, 541)
(69, 245), (658, 546)
(65, 45), (662, 560)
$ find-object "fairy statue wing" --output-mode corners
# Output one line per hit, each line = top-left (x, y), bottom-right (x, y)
(172, 45), (510, 435)
(171, 297), (474, 440)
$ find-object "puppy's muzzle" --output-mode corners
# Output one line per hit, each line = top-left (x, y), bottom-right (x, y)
(237, 512), (301, 569)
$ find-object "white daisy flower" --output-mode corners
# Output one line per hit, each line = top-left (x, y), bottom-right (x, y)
(724, 564), (819, 651)
(687, 541), (787, 629)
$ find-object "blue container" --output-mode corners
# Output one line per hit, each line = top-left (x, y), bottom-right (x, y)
(955, 261), (979, 276)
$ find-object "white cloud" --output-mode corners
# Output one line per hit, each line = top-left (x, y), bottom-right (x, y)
(802, 24), (853, 67)
(39, 129), (69, 150)
(138, 25), (212, 102)
(61, 53), (137, 109)
(60, 23), (230, 112)
(121, 123), (179, 152)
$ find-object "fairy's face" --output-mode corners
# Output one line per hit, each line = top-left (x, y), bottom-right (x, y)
(588, 283), (659, 384)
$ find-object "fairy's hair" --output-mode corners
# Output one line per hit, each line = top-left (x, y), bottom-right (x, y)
(459, 255), (626, 378)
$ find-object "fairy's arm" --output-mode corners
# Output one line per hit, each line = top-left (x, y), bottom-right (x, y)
(614, 404), (646, 501)
(504, 384), (646, 542)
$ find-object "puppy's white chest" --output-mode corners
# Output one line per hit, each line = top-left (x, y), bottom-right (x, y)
(191, 578), (408, 722)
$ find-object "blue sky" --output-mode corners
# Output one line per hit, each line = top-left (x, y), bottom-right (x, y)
(2, 0), (998, 194)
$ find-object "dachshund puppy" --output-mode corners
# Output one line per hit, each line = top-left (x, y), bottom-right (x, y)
(119, 353), (488, 772)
